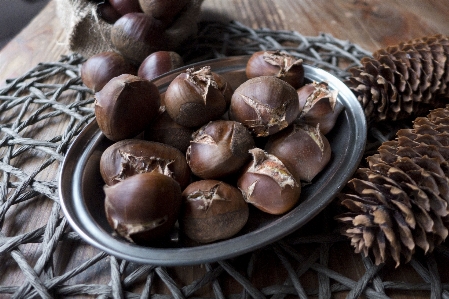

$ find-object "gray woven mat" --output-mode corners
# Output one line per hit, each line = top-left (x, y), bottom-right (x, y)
(1, 21), (448, 299)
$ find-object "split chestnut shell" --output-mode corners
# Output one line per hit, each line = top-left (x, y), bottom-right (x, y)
(265, 123), (332, 183)
(181, 180), (249, 243)
(237, 148), (301, 215)
(104, 172), (182, 245)
(99, 139), (191, 189)
(186, 120), (255, 179)
(229, 76), (300, 137)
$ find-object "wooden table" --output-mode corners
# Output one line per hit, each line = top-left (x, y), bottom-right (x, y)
(1, 0), (449, 298)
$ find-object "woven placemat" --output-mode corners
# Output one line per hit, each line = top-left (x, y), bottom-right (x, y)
(1, 21), (449, 299)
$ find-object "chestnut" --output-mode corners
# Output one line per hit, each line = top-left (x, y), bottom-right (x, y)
(181, 180), (249, 243)
(246, 50), (304, 89)
(144, 107), (194, 153)
(229, 76), (300, 137)
(264, 123), (332, 183)
(138, 51), (184, 81)
(96, 1), (122, 24)
(94, 74), (161, 141)
(164, 66), (230, 127)
(186, 120), (255, 179)
(296, 81), (344, 135)
(100, 139), (191, 189)
(104, 172), (182, 244)
(138, 0), (190, 25)
(111, 12), (167, 64)
(237, 148), (301, 215)
(81, 51), (137, 92)
(109, 0), (143, 15)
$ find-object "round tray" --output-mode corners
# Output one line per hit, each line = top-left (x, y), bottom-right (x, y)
(59, 55), (367, 266)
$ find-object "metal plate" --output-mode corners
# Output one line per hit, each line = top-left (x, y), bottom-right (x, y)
(59, 55), (367, 266)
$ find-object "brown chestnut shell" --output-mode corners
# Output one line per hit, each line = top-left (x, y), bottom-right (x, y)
(237, 148), (301, 215)
(81, 51), (137, 92)
(265, 123), (332, 183)
(94, 74), (161, 141)
(138, 51), (184, 81)
(104, 172), (182, 245)
(181, 179), (249, 243)
(229, 76), (300, 137)
(111, 12), (167, 65)
(100, 139), (191, 189)
(186, 120), (255, 179)
(296, 81), (344, 135)
(164, 66), (229, 128)
(246, 50), (304, 89)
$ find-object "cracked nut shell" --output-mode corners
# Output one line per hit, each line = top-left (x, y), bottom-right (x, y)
(265, 123), (332, 183)
(246, 50), (305, 89)
(237, 148), (301, 215)
(229, 76), (300, 137)
(99, 139), (191, 189)
(181, 180), (249, 243)
(104, 172), (182, 245)
(186, 120), (255, 179)
(164, 66), (229, 128)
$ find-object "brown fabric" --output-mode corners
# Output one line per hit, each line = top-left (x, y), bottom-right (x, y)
(56, 0), (204, 60)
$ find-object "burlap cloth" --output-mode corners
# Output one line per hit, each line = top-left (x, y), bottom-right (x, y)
(55, 0), (204, 59)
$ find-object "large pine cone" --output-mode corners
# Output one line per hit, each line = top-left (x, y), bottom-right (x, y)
(337, 105), (449, 267)
(346, 34), (449, 123)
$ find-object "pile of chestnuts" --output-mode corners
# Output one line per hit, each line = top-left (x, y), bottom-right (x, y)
(87, 0), (203, 64)
(85, 49), (344, 246)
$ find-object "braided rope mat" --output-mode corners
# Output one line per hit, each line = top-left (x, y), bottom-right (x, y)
(1, 21), (449, 299)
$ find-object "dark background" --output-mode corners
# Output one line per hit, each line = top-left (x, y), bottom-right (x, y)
(0, 0), (50, 49)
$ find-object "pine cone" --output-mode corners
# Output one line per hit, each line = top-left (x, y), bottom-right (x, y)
(346, 34), (449, 123)
(337, 105), (449, 267)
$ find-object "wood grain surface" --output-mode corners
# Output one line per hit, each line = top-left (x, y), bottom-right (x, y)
(1, 0), (449, 298)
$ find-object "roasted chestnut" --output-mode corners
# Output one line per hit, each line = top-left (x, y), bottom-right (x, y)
(100, 139), (191, 189)
(237, 148), (301, 215)
(164, 66), (230, 127)
(186, 120), (255, 179)
(95, 74), (161, 141)
(138, 0), (190, 25)
(246, 50), (304, 89)
(81, 51), (137, 92)
(265, 123), (332, 183)
(104, 172), (182, 244)
(229, 76), (300, 137)
(109, 0), (143, 15)
(96, 1), (122, 24)
(111, 12), (167, 64)
(138, 51), (184, 81)
(296, 81), (344, 134)
(144, 107), (194, 153)
(181, 180), (249, 243)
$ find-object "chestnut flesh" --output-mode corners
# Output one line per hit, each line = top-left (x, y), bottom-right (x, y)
(229, 76), (300, 137)
(186, 120), (255, 179)
(265, 123), (332, 183)
(104, 172), (182, 244)
(181, 180), (249, 243)
(100, 139), (191, 189)
(237, 148), (301, 215)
